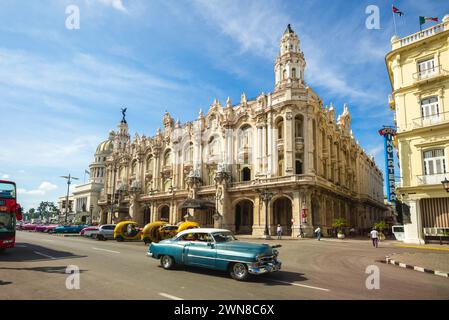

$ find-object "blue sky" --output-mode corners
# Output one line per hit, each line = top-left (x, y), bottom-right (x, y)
(0, 0), (447, 210)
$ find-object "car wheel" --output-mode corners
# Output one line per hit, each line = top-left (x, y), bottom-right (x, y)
(230, 263), (249, 281)
(97, 235), (103, 241)
(160, 255), (175, 270)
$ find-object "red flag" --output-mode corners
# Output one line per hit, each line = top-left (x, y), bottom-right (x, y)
(392, 5), (404, 16)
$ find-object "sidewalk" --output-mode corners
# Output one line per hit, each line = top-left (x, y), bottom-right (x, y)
(385, 251), (449, 278)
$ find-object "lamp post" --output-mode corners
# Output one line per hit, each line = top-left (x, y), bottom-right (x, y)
(60, 174), (79, 224)
(441, 177), (449, 193)
(89, 204), (94, 225)
(259, 189), (273, 240)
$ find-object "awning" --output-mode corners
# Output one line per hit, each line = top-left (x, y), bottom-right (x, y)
(179, 198), (215, 209)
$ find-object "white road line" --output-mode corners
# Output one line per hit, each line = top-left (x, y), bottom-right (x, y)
(33, 251), (56, 260)
(159, 292), (184, 300)
(263, 278), (330, 292)
(92, 247), (121, 254)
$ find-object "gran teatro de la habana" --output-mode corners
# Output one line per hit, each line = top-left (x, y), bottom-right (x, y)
(95, 25), (386, 237)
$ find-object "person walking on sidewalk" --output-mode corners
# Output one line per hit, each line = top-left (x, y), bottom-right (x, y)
(314, 226), (321, 241)
(276, 224), (283, 240)
(370, 227), (379, 248)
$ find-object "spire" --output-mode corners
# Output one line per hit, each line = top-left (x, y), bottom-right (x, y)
(274, 24), (305, 91)
(283, 24), (294, 35)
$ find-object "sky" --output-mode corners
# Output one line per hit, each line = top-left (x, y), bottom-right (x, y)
(0, 0), (447, 210)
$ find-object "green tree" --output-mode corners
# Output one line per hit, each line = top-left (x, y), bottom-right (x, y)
(332, 218), (348, 234)
(36, 201), (59, 222)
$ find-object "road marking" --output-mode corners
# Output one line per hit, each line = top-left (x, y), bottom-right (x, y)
(92, 247), (120, 254)
(263, 278), (330, 292)
(33, 251), (56, 260)
(159, 292), (184, 300)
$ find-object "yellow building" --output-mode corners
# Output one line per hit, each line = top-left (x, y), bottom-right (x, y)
(386, 15), (449, 244)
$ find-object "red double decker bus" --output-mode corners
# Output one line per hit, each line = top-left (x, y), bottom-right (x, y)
(0, 180), (22, 251)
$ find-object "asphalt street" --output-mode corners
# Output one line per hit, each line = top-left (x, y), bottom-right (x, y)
(1, 231), (448, 299)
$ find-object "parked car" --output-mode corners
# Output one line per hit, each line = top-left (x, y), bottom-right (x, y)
(96, 224), (116, 241)
(80, 226), (99, 238)
(35, 224), (58, 233)
(147, 228), (282, 281)
(51, 225), (87, 234)
(21, 223), (38, 231)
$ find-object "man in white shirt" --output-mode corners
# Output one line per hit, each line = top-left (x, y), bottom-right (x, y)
(276, 224), (283, 240)
(314, 226), (321, 241)
(370, 228), (379, 248)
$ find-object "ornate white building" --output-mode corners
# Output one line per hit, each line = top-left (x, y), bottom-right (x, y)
(98, 25), (386, 237)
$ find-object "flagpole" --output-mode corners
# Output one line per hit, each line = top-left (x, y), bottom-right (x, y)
(392, 5), (397, 35)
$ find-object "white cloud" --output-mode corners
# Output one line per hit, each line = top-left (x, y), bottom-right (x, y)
(1, 174), (10, 179)
(18, 181), (58, 196)
(96, 0), (128, 13)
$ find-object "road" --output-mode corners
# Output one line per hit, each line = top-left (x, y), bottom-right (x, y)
(1, 231), (448, 300)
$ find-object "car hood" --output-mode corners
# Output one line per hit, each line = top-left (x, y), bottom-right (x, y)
(217, 241), (272, 255)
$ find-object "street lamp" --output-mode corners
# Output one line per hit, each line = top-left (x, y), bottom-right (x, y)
(60, 174), (79, 224)
(441, 177), (449, 193)
(259, 189), (273, 240)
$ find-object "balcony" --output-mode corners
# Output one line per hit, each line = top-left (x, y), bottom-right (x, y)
(417, 173), (448, 186)
(411, 111), (449, 129)
(413, 65), (448, 82)
(396, 22), (446, 48)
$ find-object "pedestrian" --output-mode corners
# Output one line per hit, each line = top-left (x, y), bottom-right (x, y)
(314, 226), (321, 241)
(370, 227), (379, 248)
(276, 224), (283, 240)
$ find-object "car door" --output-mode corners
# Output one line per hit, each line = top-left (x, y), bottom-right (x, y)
(184, 233), (217, 268)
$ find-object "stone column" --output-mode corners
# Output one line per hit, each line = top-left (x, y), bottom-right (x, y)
(291, 190), (302, 237)
(267, 113), (273, 177)
(403, 199), (425, 244)
(284, 111), (294, 174)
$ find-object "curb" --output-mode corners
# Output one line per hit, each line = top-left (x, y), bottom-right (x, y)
(50, 234), (82, 237)
(385, 255), (449, 278)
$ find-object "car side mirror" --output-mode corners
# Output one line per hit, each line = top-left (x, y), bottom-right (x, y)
(207, 242), (214, 247)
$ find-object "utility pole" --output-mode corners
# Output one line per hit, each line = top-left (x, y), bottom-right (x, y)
(60, 174), (79, 224)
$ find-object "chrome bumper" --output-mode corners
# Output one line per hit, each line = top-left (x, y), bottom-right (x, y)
(146, 252), (153, 257)
(248, 260), (282, 275)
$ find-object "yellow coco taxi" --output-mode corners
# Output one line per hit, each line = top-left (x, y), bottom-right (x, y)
(113, 221), (142, 242)
(141, 221), (199, 244)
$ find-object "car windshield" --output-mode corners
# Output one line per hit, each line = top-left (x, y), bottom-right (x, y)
(212, 232), (236, 243)
(0, 182), (16, 199)
(0, 212), (14, 232)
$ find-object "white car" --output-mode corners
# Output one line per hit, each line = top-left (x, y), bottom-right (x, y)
(96, 224), (116, 241)
(80, 226), (99, 238)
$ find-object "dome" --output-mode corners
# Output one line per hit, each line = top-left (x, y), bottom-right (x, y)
(96, 139), (114, 155)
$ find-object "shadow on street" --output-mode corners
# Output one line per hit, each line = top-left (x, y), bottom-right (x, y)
(0, 242), (86, 262)
(157, 265), (308, 285)
(0, 265), (86, 274)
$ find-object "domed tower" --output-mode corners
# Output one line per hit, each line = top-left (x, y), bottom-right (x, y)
(114, 117), (131, 153)
(90, 130), (115, 184)
(274, 24), (306, 91)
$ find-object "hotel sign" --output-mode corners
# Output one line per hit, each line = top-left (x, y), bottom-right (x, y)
(379, 127), (397, 202)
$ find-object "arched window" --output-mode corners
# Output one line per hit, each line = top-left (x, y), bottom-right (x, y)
(131, 161), (137, 175)
(282, 69), (287, 80)
(242, 167), (251, 182)
(146, 155), (153, 172)
(295, 160), (303, 174)
(292, 68), (296, 79)
(184, 143), (194, 163)
(164, 150), (172, 167)
(276, 118), (284, 140)
(238, 125), (252, 148)
(295, 115), (303, 138)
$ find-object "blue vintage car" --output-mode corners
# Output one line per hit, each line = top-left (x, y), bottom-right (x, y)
(147, 228), (281, 281)
(51, 225), (87, 234)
